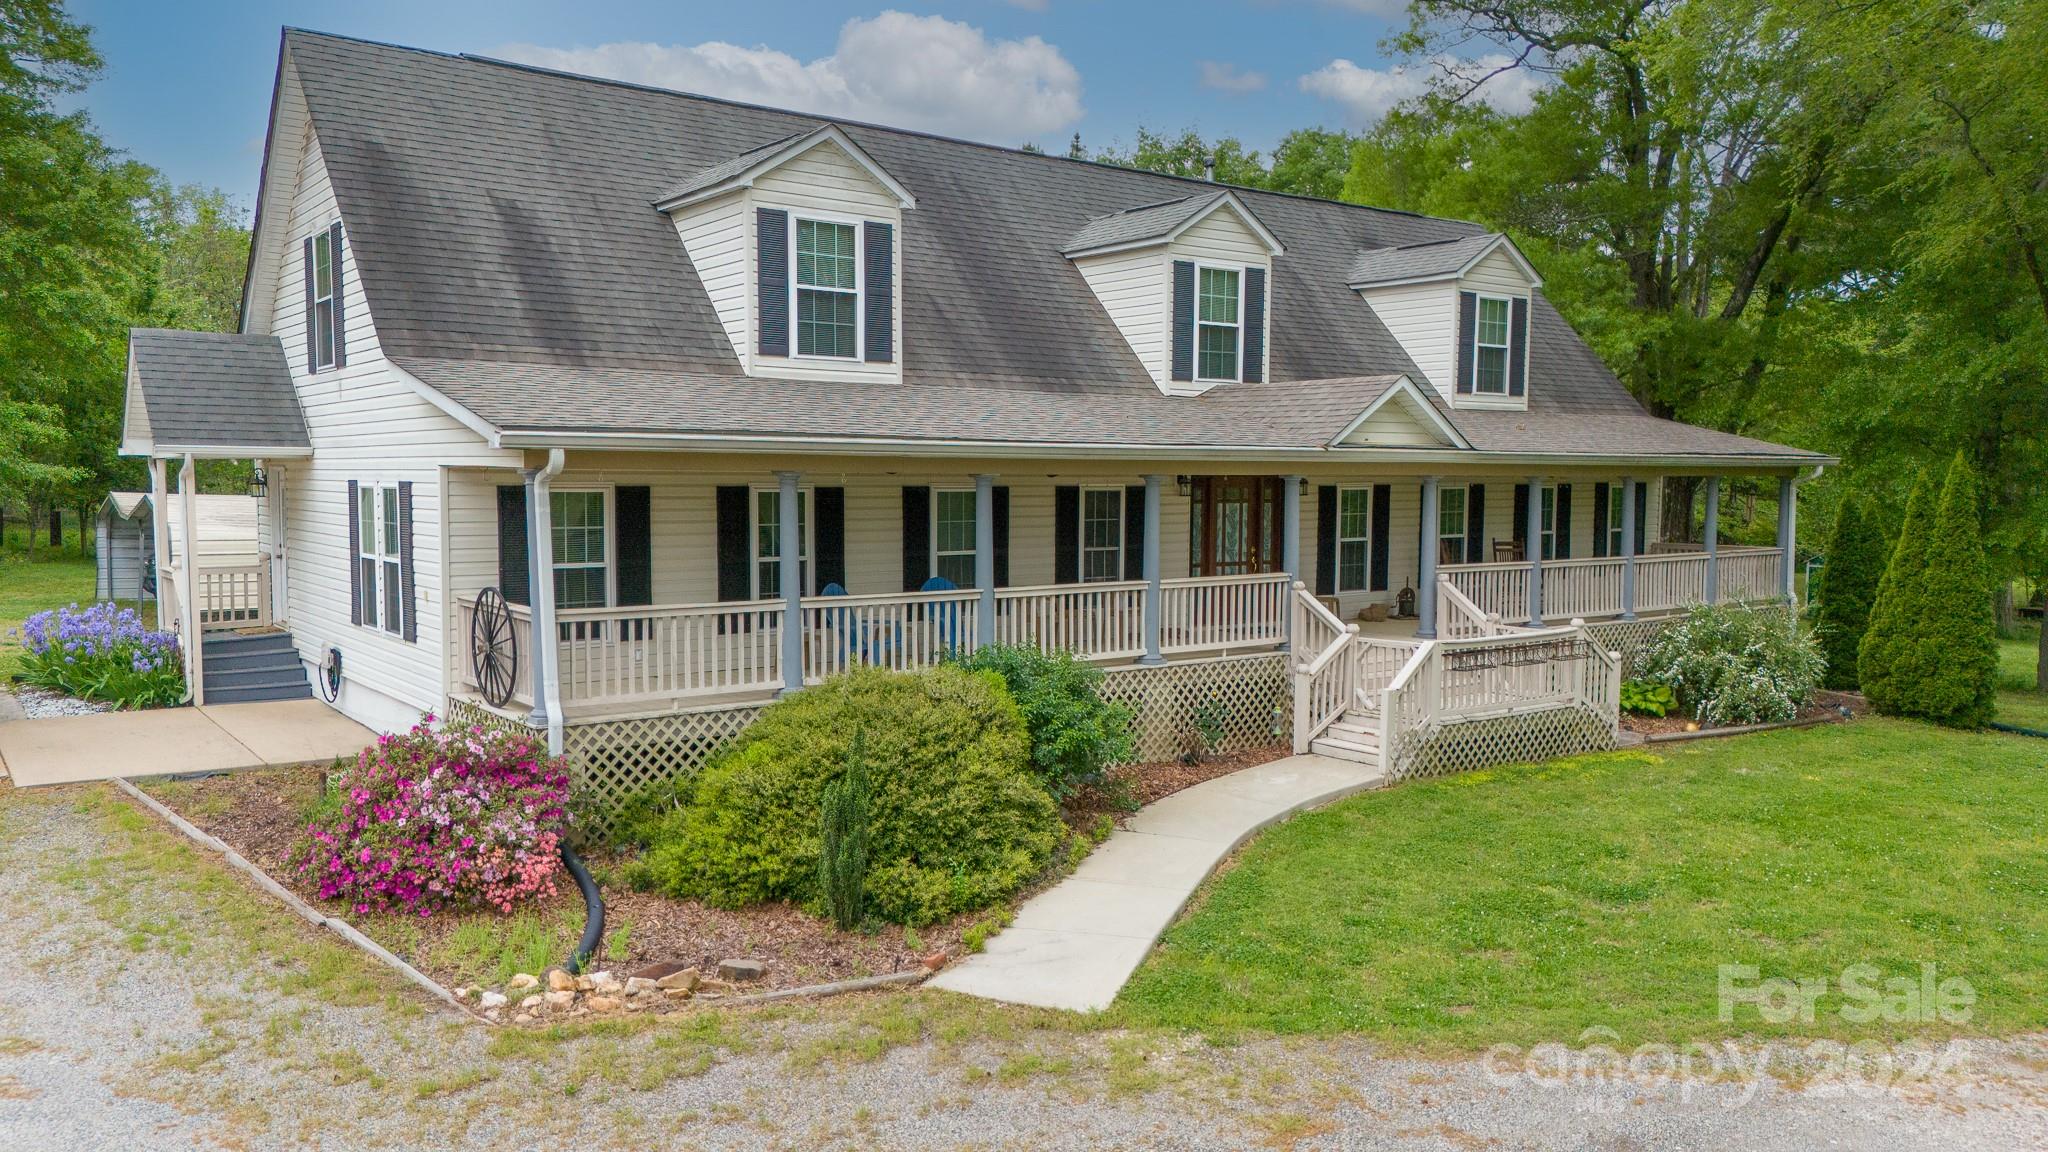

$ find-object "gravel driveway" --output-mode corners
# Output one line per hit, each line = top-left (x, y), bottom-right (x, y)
(2, 781), (2044, 1152)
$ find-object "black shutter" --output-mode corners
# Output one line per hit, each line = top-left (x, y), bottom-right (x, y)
(1242, 266), (1266, 383)
(1456, 291), (1477, 395)
(992, 486), (1011, 587)
(900, 486), (930, 591)
(1053, 486), (1080, 584)
(1315, 485), (1337, 596)
(1512, 483), (1530, 547)
(1508, 296), (1528, 397)
(1634, 481), (1649, 554)
(1466, 484), (1485, 564)
(1554, 483), (1572, 559)
(397, 480), (416, 641)
(496, 485), (529, 606)
(715, 485), (750, 601)
(1122, 486), (1145, 580)
(303, 237), (318, 372)
(757, 208), (789, 357)
(1369, 483), (1392, 592)
(1592, 482), (1610, 557)
(1170, 260), (1195, 383)
(615, 485), (652, 606)
(329, 223), (347, 369)
(814, 486), (846, 591)
(863, 222), (893, 363)
(347, 480), (362, 623)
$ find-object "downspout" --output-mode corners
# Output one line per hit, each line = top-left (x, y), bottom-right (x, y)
(180, 453), (203, 705)
(525, 449), (566, 755)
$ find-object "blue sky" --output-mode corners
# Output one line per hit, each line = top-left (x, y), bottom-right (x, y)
(67, 1), (1536, 206)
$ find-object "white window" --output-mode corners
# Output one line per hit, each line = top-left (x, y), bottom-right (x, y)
(795, 217), (860, 359)
(550, 490), (610, 610)
(1438, 485), (1468, 565)
(753, 488), (811, 598)
(311, 228), (337, 370)
(932, 489), (978, 588)
(1337, 486), (1371, 592)
(356, 483), (399, 636)
(1607, 485), (1627, 556)
(1539, 485), (1557, 561)
(1196, 264), (1242, 382)
(1081, 488), (1124, 582)
(1474, 295), (1511, 394)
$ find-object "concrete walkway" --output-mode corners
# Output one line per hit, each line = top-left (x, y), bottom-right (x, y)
(0, 699), (375, 787)
(928, 753), (1386, 1011)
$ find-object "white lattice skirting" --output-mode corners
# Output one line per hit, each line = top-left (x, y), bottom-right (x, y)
(1390, 705), (1617, 782)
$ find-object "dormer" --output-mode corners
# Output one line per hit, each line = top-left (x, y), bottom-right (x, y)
(1348, 233), (1542, 411)
(1064, 191), (1285, 397)
(656, 124), (916, 382)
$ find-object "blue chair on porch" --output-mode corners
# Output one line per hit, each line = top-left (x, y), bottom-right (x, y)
(818, 583), (863, 667)
(920, 575), (966, 656)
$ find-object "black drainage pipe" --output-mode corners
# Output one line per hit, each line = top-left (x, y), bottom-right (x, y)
(1989, 721), (2048, 741)
(560, 843), (605, 975)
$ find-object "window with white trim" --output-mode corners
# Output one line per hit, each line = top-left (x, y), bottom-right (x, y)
(1081, 488), (1123, 583)
(1539, 485), (1558, 561)
(550, 490), (610, 610)
(1196, 264), (1242, 382)
(1607, 485), (1626, 556)
(1438, 485), (1468, 565)
(1474, 295), (1511, 394)
(753, 488), (811, 598)
(311, 228), (337, 370)
(795, 218), (859, 358)
(356, 484), (399, 636)
(1337, 486), (1371, 592)
(932, 489), (977, 588)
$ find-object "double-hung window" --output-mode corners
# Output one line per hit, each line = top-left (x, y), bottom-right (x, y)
(1196, 265), (1242, 382)
(550, 490), (609, 610)
(311, 228), (337, 370)
(1336, 487), (1371, 592)
(1081, 488), (1123, 582)
(932, 490), (977, 588)
(1539, 485), (1558, 561)
(1474, 296), (1511, 394)
(754, 488), (811, 598)
(1438, 485), (1468, 565)
(356, 484), (399, 636)
(1607, 485), (1627, 556)
(795, 218), (859, 358)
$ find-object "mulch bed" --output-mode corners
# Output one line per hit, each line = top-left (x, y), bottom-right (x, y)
(1621, 696), (1856, 737)
(1064, 746), (1290, 828)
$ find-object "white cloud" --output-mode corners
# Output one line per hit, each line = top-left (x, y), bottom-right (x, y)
(1315, 0), (1412, 16)
(1298, 54), (1546, 125)
(493, 11), (1084, 141)
(1198, 61), (1268, 94)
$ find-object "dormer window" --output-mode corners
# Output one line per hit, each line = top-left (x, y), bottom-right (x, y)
(1196, 265), (1243, 382)
(1473, 295), (1511, 394)
(795, 218), (860, 358)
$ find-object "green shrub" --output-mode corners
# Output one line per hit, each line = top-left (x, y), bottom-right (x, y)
(1813, 495), (1887, 690)
(623, 666), (1061, 926)
(818, 730), (871, 930)
(1859, 467), (1937, 710)
(1620, 679), (1677, 717)
(1637, 603), (1824, 727)
(955, 644), (1134, 798)
(1879, 455), (1999, 728)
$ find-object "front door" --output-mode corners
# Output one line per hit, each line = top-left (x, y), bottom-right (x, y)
(1190, 476), (1285, 577)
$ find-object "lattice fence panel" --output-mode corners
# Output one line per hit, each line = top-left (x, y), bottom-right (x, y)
(445, 698), (541, 739)
(1099, 654), (1291, 764)
(562, 705), (766, 840)
(1391, 705), (1615, 782)
(1584, 618), (1672, 679)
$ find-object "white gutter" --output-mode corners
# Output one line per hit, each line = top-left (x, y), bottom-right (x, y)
(530, 449), (566, 756)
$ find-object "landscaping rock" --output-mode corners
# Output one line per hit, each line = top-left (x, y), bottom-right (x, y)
(655, 967), (701, 992)
(546, 969), (577, 993)
(574, 975), (594, 992)
(453, 986), (475, 1001)
(585, 995), (622, 1013)
(921, 950), (949, 971)
(507, 973), (539, 991)
(718, 959), (766, 983)
(629, 961), (693, 982)
(624, 976), (659, 995)
(663, 987), (694, 1002)
(478, 991), (508, 1010)
(589, 970), (623, 994)
(512, 1012), (533, 1025)
(544, 990), (576, 1010)
(519, 994), (545, 1012)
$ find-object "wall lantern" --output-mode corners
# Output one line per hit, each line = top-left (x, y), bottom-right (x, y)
(1174, 475), (1193, 497)
(246, 465), (268, 499)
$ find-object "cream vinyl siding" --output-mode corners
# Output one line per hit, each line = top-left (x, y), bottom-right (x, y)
(1073, 248), (1167, 387)
(1357, 280), (1458, 401)
(746, 140), (903, 385)
(669, 190), (752, 370)
(1337, 391), (1456, 449)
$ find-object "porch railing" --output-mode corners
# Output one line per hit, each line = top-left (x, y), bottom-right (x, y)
(992, 581), (1146, 661)
(1291, 584), (1426, 753)
(1441, 546), (1785, 623)
(558, 601), (784, 706)
(1374, 622), (1622, 777)
(802, 587), (983, 680)
(194, 563), (271, 631)
(1160, 572), (1291, 654)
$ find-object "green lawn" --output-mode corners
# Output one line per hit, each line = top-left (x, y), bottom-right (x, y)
(1999, 626), (2047, 730)
(1117, 719), (2048, 1049)
(0, 543), (97, 682)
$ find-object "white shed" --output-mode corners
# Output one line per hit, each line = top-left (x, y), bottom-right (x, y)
(96, 491), (262, 603)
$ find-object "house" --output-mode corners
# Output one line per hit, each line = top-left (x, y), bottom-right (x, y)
(94, 490), (262, 605)
(120, 29), (1829, 790)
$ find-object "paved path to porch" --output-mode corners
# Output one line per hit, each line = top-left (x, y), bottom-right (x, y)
(0, 699), (375, 787)
(927, 752), (1387, 1012)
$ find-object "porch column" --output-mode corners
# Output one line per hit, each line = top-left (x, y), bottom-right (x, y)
(149, 457), (170, 629)
(524, 455), (565, 749)
(1140, 474), (1165, 665)
(1702, 477), (1721, 604)
(1281, 475), (1302, 649)
(179, 454), (203, 705)
(1777, 475), (1798, 603)
(974, 474), (996, 648)
(1525, 474), (1544, 627)
(778, 470), (804, 692)
(1619, 476), (1638, 620)
(1417, 476), (1440, 639)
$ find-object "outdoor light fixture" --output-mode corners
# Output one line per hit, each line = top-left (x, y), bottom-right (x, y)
(246, 465), (268, 499)
(1175, 475), (1193, 496)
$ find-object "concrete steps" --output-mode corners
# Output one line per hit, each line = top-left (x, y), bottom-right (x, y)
(201, 631), (311, 705)
(1309, 709), (1381, 765)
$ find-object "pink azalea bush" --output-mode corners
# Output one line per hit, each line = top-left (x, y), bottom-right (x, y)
(295, 717), (572, 916)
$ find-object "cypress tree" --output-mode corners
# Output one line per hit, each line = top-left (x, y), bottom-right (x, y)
(817, 728), (871, 930)
(1814, 495), (1887, 690)
(1904, 455), (1998, 727)
(1859, 467), (1937, 713)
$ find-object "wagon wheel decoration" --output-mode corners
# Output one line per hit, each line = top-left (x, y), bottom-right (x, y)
(469, 586), (520, 707)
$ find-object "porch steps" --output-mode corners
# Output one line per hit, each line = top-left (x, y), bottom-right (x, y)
(1310, 711), (1381, 765)
(200, 632), (311, 705)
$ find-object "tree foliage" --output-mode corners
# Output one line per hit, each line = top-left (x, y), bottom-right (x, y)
(1859, 468), (1937, 714)
(1812, 495), (1886, 691)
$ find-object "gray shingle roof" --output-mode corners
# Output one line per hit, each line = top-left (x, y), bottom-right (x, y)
(278, 30), (1823, 464)
(127, 329), (310, 452)
(1062, 192), (1225, 255)
(1347, 233), (1506, 287)
(657, 130), (808, 204)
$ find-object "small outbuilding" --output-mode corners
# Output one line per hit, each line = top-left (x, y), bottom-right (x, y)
(95, 491), (261, 603)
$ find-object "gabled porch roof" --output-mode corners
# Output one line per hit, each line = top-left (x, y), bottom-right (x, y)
(121, 328), (311, 459)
